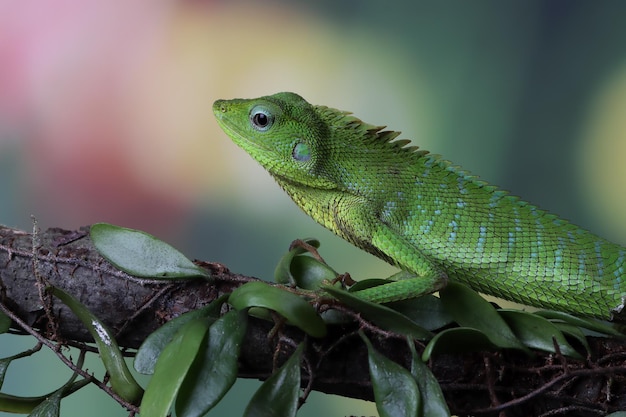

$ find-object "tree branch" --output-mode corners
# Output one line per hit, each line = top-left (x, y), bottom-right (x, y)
(1, 225), (626, 416)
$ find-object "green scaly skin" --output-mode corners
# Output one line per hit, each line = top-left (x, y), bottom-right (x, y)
(213, 92), (626, 321)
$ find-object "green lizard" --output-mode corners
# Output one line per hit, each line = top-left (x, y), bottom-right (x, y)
(213, 92), (626, 321)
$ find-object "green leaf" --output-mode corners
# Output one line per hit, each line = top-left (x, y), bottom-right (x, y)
(361, 332), (420, 417)
(535, 310), (624, 337)
(0, 311), (10, 334)
(348, 272), (419, 294)
(243, 343), (303, 417)
(274, 238), (321, 285)
(408, 340), (450, 417)
(0, 359), (9, 389)
(325, 286), (432, 340)
(26, 388), (62, 417)
(440, 282), (526, 351)
(229, 281), (326, 338)
(140, 317), (211, 417)
(0, 356), (90, 415)
(90, 223), (209, 279)
(498, 309), (582, 359)
(606, 412), (626, 417)
(0, 393), (50, 414)
(553, 322), (591, 354)
(134, 294), (228, 374)
(387, 295), (454, 331)
(0, 382), (90, 414)
(175, 310), (248, 417)
(17, 378), (89, 416)
(422, 328), (497, 361)
(287, 256), (337, 291)
(48, 287), (143, 404)
(348, 278), (393, 292)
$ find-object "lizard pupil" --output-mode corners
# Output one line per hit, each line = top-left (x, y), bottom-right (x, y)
(250, 106), (274, 131)
(254, 113), (267, 126)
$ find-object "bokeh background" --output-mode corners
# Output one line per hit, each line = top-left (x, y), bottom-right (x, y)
(2, 1), (626, 415)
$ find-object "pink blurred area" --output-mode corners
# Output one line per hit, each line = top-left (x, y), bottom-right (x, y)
(0, 0), (217, 235)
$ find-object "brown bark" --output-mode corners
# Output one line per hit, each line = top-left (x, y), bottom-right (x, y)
(1, 225), (626, 416)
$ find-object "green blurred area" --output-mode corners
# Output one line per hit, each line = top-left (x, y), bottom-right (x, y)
(2, 1), (626, 416)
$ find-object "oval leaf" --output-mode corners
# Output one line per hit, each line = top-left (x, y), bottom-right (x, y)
(553, 322), (591, 354)
(243, 343), (303, 417)
(408, 340), (450, 417)
(535, 310), (624, 338)
(17, 377), (90, 417)
(26, 389), (62, 417)
(229, 282), (326, 338)
(140, 317), (210, 417)
(288, 256), (337, 291)
(0, 359), (9, 388)
(90, 223), (209, 279)
(361, 332), (420, 417)
(388, 295), (454, 331)
(134, 295), (228, 374)
(0, 380), (90, 414)
(176, 310), (248, 417)
(274, 238), (321, 285)
(325, 286), (432, 340)
(422, 327), (497, 361)
(498, 309), (582, 359)
(0, 393), (48, 414)
(348, 278), (393, 292)
(440, 282), (526, 351)
(49, 287), (143, 404)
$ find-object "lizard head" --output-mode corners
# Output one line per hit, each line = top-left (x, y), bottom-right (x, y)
(213, 92), (421, 195)
(213, 92), (338, 189)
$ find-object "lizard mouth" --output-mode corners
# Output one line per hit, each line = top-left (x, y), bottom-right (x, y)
(212, 102), (273, 154)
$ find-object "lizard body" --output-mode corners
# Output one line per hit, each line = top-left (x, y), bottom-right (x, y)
(213, 92), (626, 320)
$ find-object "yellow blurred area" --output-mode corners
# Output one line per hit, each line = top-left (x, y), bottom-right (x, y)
(579, 65), (626, 245)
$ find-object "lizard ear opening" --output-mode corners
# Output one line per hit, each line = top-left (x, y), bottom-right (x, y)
(249, 105), (274, 131)
(292, 141), (311, 162)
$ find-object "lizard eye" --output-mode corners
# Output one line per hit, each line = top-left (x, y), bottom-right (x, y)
(292, 141), (311, 162)
(249, 106), (274, 131)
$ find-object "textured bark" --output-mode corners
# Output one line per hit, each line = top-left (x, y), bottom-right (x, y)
(1, 225), (626, 416)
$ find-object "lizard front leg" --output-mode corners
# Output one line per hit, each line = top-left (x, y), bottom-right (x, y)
(351, 222), (448, 303)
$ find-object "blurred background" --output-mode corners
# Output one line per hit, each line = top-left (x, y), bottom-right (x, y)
(2, 0), (626, 415)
